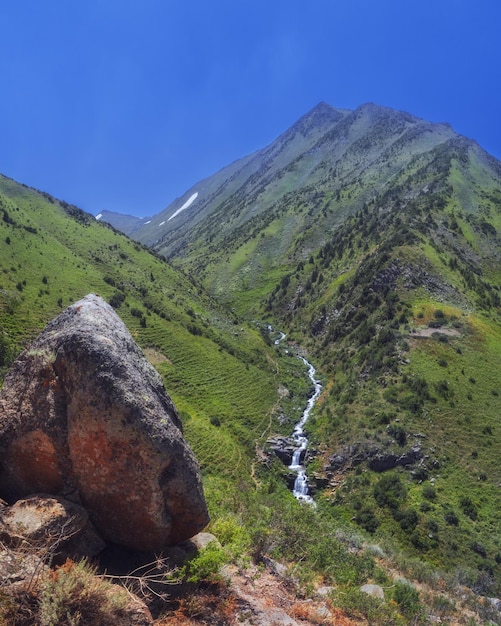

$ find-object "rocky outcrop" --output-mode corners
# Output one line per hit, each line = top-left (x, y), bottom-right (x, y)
(324, 442), (425, 475)
(266, 436), (297, 466)
(0, 294), (209, 551)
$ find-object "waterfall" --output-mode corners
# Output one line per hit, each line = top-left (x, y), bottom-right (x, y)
(269, 326), (322, 504)
(288, 357), (322, 504)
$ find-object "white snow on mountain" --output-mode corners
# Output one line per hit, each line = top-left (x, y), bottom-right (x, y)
(168, 192), (198, 221)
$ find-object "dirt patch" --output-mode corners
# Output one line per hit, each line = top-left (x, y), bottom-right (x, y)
(409, 327), (461, 338)
(144, 348), (172, 365)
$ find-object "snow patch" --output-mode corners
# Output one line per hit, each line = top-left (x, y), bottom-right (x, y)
(168, 192), (198, 221)
(144, 220), (152, 225)
(159, 221), (165, 226)
(95, 213), (102, 220)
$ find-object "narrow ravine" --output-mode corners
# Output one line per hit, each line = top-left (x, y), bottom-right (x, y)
(270, 326), (322, 504)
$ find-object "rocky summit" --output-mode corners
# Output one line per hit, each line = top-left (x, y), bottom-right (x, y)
(0, 294), (208, 551)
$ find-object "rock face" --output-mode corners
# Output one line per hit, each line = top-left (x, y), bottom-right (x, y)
(0, 294), (209, 550)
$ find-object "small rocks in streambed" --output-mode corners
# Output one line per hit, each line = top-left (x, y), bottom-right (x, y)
(0, 294), (209, 551)
(266, 436), (297, 466)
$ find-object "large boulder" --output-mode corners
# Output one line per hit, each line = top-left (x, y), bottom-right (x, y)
(0, 294), (209, 550)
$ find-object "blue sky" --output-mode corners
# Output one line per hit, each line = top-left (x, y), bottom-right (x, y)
(1, 1), (500, 217)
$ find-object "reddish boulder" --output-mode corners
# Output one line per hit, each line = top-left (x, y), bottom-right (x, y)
(0, 294), (208, 550)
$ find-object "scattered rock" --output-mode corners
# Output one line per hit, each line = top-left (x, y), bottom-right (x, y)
(181, 531), (220, 555)
(312, 472), (329, 489)
(316, 585), (335, 597)
(0, 548), (45, 589)
(360, 583), (385, 599)
(266, 436), (296, 466)
(368, 452), (399, 472)
(0, 294), (209, 551)
(0, 494), (105, 558)
(326, 442), (424, 474)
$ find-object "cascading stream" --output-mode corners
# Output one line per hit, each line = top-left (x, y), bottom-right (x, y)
(288, 357), (322, 504)
(270, 326), (322, 504)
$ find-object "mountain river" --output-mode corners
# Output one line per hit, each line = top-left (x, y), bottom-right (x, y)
(272, 328), (322, 504)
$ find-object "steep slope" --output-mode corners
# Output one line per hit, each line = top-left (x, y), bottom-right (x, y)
(103, 102), (464, 311)
(101, 101), (345, 244)
(106, 101), (501, 599)
(0, 174), (299, 490)
(258, 130), (501, 593)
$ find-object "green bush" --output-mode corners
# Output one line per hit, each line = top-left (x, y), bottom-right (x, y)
(391, 580), (422, 619)
(374, 474), (407, 510)
(459, 496), (478, 520)
(183, 543), (227, 584)
(422, 484), (436, 501)
(395, 508), (419, 532)
(355, 507), (380, 534)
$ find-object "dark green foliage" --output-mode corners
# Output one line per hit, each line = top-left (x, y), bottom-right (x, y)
(108, 292), (126, 309)
(0, 332), (14, 368)
(355, 507), (380, 533)
(391, 581), (422, 619)
(374, 474), (406, 510)
(444, 510), (459, 526)
(460, 496), (478, 520)
(422, 484), (436, 501)
(395, 507), (419, 532)
(388, 424), (407, 446)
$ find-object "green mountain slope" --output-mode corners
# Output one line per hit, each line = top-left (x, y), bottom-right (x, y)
(5, 99), (501, 622)
(0, 173), (300, 489)
(106, 102), (501, 602)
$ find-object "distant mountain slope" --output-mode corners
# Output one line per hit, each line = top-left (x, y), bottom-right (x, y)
(95, 208), (145, 233)
(101, 102), (474, 305)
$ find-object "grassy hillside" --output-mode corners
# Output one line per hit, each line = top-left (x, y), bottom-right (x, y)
(0, 173), (298, 487)
(252, 137), (501, 598)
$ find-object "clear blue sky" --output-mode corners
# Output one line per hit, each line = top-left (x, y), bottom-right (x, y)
(1, 1), (500, 217)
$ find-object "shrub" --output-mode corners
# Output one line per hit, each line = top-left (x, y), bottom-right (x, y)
(374, 474), (406, 510)
(39, 559), (128, 626)
(108, 292), (125, 309)
(182, 543), (227, 584)
(388, 424), (406, 446)
(459, 496), (478, 520)
(395, 508), (419, 532)
(391, 580), (422, 619)
(355, 507), (380, 534)
(422, 484), (436, 501)
(444, 510), (459, 526)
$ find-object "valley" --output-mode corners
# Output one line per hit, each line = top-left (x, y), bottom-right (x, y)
(3, 101), (501, 624)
